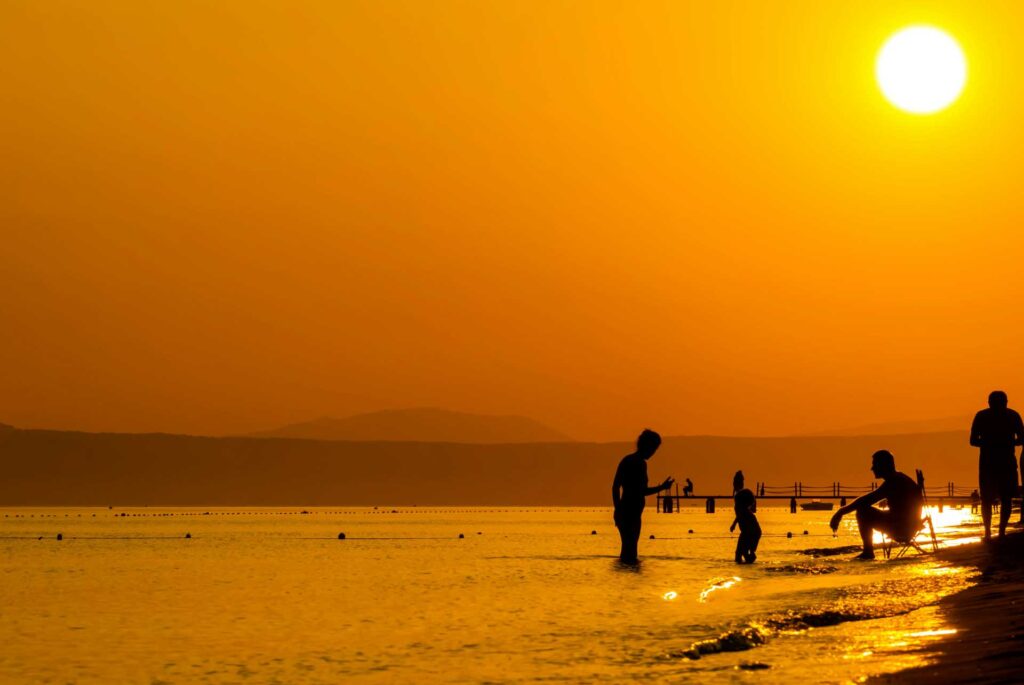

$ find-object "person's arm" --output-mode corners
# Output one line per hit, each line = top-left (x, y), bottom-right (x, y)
(729, 517), (738, 532)
(645, 476), (674, 496)
(1014, 412), (1024, 447)
(612, 465), (622, 510)
(970, 412), (983, 448)
(830, 485), (885, 530)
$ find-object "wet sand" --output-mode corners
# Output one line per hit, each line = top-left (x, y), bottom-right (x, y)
(877, 530), (1024, 684)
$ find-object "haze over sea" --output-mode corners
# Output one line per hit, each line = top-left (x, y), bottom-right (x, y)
(0, 505), (982, 684)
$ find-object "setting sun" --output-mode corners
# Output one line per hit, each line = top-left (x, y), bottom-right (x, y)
(876, 26), (967, 114)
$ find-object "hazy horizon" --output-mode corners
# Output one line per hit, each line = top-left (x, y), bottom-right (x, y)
(0, 405), (978, 441)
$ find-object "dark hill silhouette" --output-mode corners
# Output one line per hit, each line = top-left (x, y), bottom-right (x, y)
(0, 422), (14, 431)
(806, 416), (971, 437)
(249, 408), (573, 444)
(0, 427), (975, 506)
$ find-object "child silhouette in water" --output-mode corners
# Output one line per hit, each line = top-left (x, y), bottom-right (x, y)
(730, 474), (761, 563)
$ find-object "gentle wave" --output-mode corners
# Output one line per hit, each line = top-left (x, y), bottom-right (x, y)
(674, 563), (975, 660)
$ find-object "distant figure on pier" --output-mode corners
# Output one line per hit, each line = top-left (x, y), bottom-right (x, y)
(682, 478), (694, 497)
(829, 450), (922, 560)
(970, 489), (981, 515)
(970, 390), (1024, 539)
(611, 429), (674, 564)
(730, 471), (761, 563)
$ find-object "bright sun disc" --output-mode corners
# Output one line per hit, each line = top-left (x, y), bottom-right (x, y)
(876, 26), (966, 114)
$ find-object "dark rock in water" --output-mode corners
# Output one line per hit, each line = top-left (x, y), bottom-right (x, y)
(679, 627), (768, 660)
(458, 533), (465, 539)
(787, 532), (793, 538)
(338, 532), (346, 540)
(591, 530), (597, 535)
(688, 529), (694, 534)
(56, 533), (63, 541)
(803, 530), (809, 535)
(649, 534), (656, 539)
(796, 545), (862, 558)
(185, 533), (192, 539)
(738, 662), (771, 670)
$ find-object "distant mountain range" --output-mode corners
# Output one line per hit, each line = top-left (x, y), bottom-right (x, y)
(249, 408), (573, 444)
(0, 424), (977, 506)
(805, 415), (972, 437)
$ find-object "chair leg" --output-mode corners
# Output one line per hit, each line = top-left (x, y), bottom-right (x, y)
(926, 517), (938, 552)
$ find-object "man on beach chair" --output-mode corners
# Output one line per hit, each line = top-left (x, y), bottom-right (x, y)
(829, 450), (923, 560)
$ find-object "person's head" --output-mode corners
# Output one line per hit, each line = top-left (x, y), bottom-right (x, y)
(870, 449), (896, 479)
(988, 390), (1008, 410)
(636, 429), (661, 459)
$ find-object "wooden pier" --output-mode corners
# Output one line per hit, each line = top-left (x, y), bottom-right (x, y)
(657, 481), (983, 513)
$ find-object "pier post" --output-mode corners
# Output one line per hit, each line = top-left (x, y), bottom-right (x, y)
(790, 497), (797, 514)
(665, 495), (673, 514)
(705, 497), (715, 514)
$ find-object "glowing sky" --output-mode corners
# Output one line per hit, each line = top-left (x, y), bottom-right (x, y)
(2, 1), (1023, 440)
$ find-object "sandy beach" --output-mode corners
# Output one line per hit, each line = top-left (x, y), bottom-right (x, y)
(876, 530), (1024, 684)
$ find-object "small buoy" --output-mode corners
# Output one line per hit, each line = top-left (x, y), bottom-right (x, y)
(649, 534), (656, 539)
(591, 530), (597, 535)
(458, 533), (465, 539)
(185, 533), (192, 539)
(688, 529), (694, 534)
(338, 532), (346, 540)
(787, 532), (793, 539)
(476, 532), (482, 535)
(56, 533), (63, 540)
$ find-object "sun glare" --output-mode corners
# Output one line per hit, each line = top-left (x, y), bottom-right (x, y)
(876, 26), (966, 114)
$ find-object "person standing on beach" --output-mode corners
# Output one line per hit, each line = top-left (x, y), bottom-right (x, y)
(611, 429), (673, 564)
(970, 390), (1024, 540)
(730, 472), (761, 563)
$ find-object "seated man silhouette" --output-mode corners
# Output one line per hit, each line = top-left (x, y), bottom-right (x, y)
(682, 478), (694, 497)
(829, 450), (923, 560)
(611, 429), (673, 564)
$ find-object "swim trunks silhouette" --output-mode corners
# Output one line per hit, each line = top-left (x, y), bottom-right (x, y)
(611, 429), (673, 563)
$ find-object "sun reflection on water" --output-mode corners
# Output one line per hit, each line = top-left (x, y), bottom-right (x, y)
(698, 576), (741, 603)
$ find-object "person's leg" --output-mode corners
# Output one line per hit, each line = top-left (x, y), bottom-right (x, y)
(734, 535), (744, 564)
(981, 498), (993, 540)
(854, 506), (887, 558)
(999, 491), (1012, 538)
(744, 522), (761, 563)
(980, 473), (994, 540)
(618, 517), (640, 563)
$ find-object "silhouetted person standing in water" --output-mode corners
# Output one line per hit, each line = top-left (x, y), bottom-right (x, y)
(970, 391), (1023, 540)
(829, 450), (922, 560)
(730, 472), (761, 563)
(612, 429), (673, 564)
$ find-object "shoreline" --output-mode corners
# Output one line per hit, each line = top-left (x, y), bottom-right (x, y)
(874, 530), (1024, 683)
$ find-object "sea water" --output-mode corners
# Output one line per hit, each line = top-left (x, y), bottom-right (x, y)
(0, 505), (983, 684)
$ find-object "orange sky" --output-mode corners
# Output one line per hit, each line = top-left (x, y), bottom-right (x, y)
(2, 1), (1024, 440)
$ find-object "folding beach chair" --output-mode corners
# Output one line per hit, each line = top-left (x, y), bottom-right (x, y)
(882, 515), (939, 559)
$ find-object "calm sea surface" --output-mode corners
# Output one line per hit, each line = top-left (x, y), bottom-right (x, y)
(0, 505), (983, 684)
